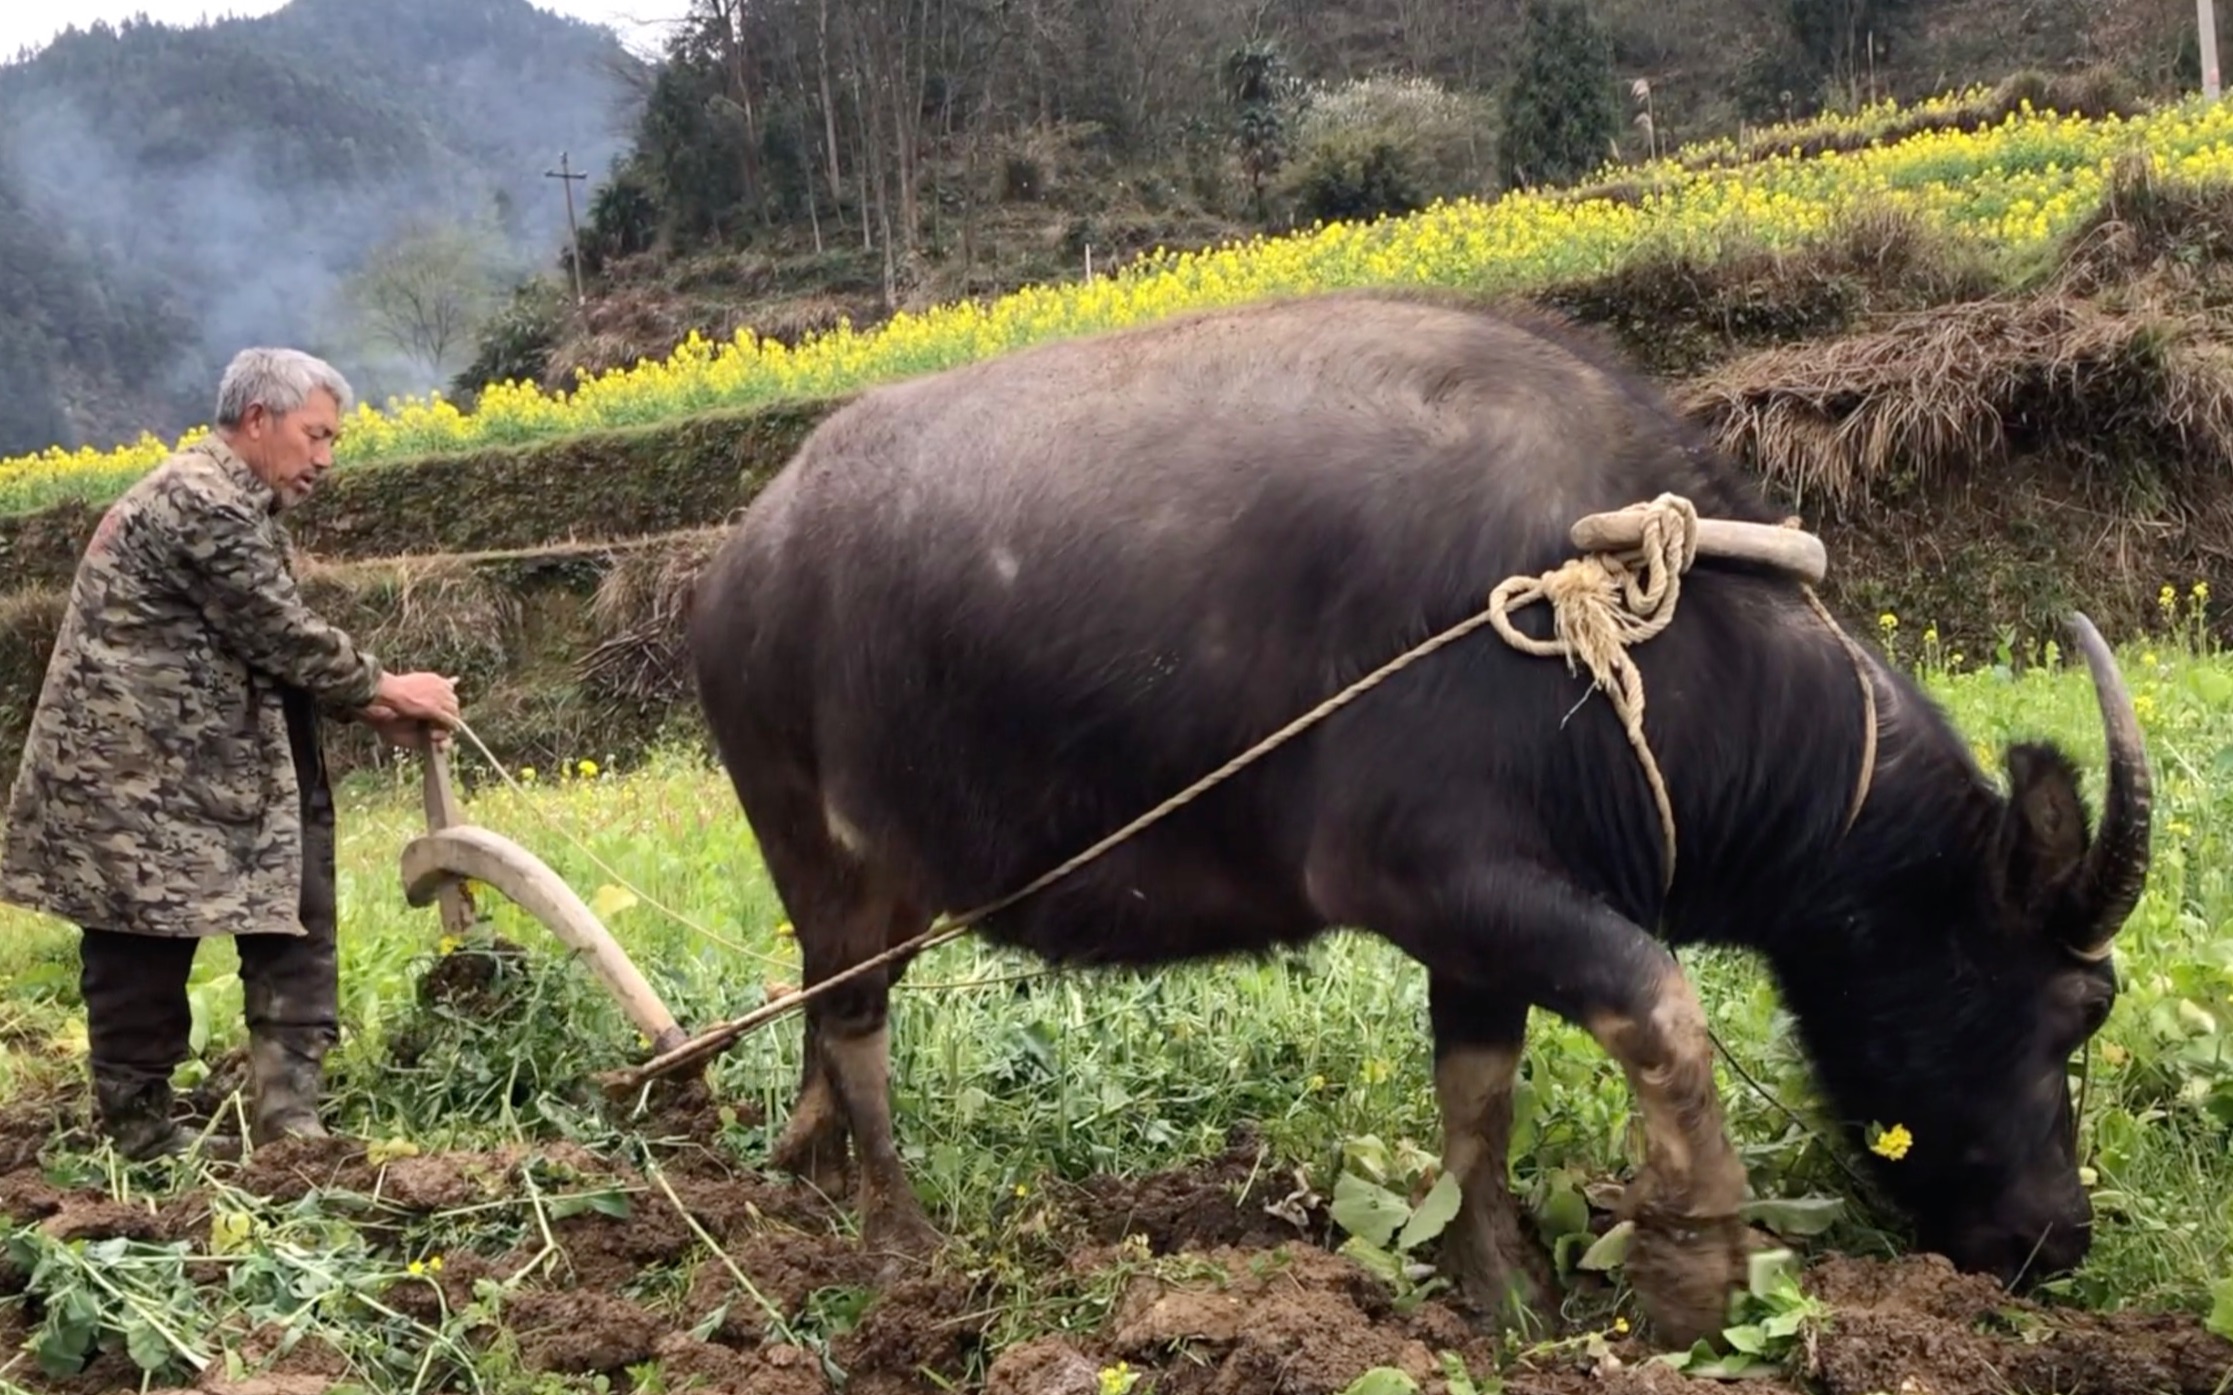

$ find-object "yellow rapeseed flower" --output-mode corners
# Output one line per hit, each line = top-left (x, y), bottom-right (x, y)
(1871, 1123), (1914, 1160)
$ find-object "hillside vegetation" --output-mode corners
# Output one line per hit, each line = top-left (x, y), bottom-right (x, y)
(0, 0), (2221, 472)
(12, 80), (2233, 785)
(0, 75), (2210, 508)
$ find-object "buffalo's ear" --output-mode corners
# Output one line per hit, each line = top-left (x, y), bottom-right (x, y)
(1993, 742), (2092, 927)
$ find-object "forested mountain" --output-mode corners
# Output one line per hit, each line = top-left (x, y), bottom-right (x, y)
(0, 0), (648, 455)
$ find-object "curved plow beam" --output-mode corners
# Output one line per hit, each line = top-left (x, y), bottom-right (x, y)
(401, 825), (694, 1060)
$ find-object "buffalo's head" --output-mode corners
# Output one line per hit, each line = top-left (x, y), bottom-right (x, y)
(1791, 613), (2150, 1290)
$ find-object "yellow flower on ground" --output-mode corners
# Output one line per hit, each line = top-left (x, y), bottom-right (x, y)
(1871, 1122), (1914, 1160)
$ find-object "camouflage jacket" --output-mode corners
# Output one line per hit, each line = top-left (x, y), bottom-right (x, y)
(0, 438), (384, 939)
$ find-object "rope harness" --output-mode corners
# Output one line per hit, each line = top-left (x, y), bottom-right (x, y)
(1484, 493), (1880, 888)
(527, 493), (1883, 1090)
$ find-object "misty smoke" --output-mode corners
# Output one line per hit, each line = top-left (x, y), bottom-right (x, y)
(0, 1), (642, 450)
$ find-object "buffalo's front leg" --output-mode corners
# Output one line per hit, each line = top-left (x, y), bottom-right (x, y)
(1381, 873), (1748, 1349)
(1428, 976), (1559, 1333)
(1580, 955), (1750, 1346)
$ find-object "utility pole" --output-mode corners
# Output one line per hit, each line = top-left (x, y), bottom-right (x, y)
(2204, 0), (2223, 101)
(545, 150), (589, 306)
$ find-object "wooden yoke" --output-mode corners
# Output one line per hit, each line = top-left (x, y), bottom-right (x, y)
(1570, 510), (1828, 585)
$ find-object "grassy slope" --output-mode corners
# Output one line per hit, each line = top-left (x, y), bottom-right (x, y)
(0, 620), (2227, 1390)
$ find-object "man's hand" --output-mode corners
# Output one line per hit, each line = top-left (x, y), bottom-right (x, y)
(374, 671), (461, 729)
(359, 702), (449, 750)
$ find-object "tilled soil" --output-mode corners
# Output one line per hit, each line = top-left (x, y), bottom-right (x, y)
(0, 1082), (2227, 1395)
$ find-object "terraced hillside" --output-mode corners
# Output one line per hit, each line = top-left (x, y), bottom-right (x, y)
(8, 75), (2233, 782)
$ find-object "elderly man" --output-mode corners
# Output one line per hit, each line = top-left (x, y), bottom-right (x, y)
(0, 346), (462, 1161)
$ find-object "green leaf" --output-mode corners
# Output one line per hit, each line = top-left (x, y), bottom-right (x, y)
(689, 1302), (731, 1342)
(1538, 1179), (1591, 1244)
(124, 1319), (174, 1373)
(1723, 1322), (1767, 1354)
(1341, 1134), (1394, 1184)
(1438, 1350), (1491, 1395)
(1762, 1308), (1810, 1340)
(588, 883), (639, 920)
(1337, 1236), (1405, 1286)
(1576, 1219), (1634, 1272)
(1739, 1195), (1846, 1238)
(34, 1324), (90, 1379)
(2208, 1276), (2233, 1341)
(1395, 1172), (1463, 1252)
(1338, 1368), (1421, 1395)
(1332, 1170), (1410, 1249)
(1747, 1247), (1799, 1300)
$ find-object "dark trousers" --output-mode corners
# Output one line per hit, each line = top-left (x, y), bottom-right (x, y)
(79, 685), (340, 1088)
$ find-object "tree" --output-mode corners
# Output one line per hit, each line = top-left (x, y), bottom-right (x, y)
(342, 217), (511, 384)
(1223, 39), (1296, 220)
(1499, 0), (1621, 191)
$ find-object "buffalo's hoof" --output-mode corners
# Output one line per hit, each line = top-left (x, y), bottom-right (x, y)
(770, 1120), (852, 1199)
(1441, 1216), (1562, 1339)
(1626, 1209), (1747, 1350)
(862, 1200), (943, 1270)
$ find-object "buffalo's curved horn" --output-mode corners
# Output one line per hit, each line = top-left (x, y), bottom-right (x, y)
(2065, 612), (2153, 961)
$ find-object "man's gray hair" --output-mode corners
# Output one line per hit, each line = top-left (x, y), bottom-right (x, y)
(214, 347), (356, 427)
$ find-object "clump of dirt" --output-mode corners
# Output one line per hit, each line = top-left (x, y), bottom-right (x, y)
(980, 1241), (1802, 1395)
(412, 934), (531, 1015)
(1795, 1252), (2233, 1395)
(1103, 1242), (1463, 1392)
(510, 1289), (671, 1373)
(0, 1088), (63, 1174)
(827, 1270), (987, 1385)
(618, 1069), (760, 1143)
(234, 1134), (615, 1211)
(685, 1226), (884, 1344)
(2, 1095), (2228, 1395)
(1070, 1126), (1327, 1254)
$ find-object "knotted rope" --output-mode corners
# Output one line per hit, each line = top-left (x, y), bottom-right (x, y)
(1487, 493), (1701, 886)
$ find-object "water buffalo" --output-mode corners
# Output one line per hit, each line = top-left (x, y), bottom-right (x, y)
(686, 287), (2151, 1347)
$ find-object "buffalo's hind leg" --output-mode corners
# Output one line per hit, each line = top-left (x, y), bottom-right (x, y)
(1428, 976), (1560, 1335)
(751, 802), (941, 1267)
(769, 1025), (850, 1198)
(805, 900), (942, 1268)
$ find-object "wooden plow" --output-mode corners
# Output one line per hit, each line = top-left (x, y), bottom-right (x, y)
(396, 729), (699, 1069)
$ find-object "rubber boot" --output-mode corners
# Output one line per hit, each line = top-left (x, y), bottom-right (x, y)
(91, 1070), (187, 1161)
(248, 1029), (331, 1146)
